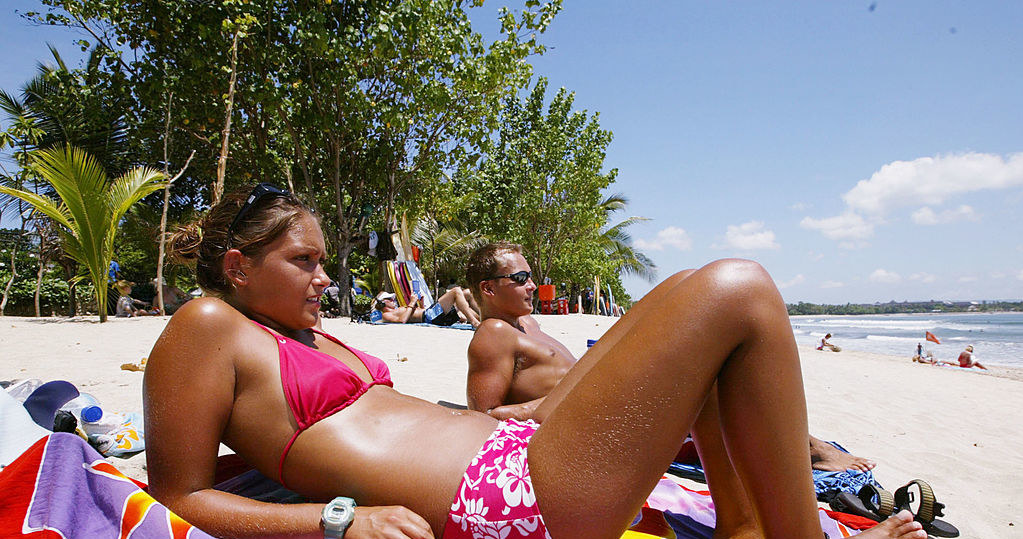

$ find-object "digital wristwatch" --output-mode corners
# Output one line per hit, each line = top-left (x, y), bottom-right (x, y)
(321, 496), (356, 538)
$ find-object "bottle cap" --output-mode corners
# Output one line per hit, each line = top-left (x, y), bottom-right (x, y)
(80, 405), (103, 423)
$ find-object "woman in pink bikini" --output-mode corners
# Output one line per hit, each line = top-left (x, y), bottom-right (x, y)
(144, 184), (925, 539)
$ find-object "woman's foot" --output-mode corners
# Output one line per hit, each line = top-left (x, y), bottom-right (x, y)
(856, 510), (927, 538)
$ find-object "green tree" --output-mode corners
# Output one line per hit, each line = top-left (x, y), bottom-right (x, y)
(29, 0), (563, 315)
(468, 77), (617, 288)
(0, 146), (165, 322)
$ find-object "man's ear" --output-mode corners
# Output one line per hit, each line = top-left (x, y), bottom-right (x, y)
(479, 280), (495, 297)
(222, 249), (249, 286)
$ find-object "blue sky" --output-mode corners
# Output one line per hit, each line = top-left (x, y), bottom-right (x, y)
(3, 1), (1022, 304)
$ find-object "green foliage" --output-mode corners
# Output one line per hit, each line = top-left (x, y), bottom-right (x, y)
(27, 0), (563, 315)
(351, 293), (373, 315)
(465, 77), (617, 288)
(788, 301), (1023, 315)
(0, 146), (165, 321)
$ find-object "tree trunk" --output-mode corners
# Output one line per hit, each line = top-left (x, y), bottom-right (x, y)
(96, 271), (108, 323)
(67, 279), (77, 317)
(157, 91), (174, 316)
(33, 225), (46, 317)
(336, 240), (355, 316)
(212, 30), (241, 205)
(34, 255), (43, 317)
(0, 242), (17, 316)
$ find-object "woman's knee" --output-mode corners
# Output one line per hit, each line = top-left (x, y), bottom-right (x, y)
(684, 259), (782, 312)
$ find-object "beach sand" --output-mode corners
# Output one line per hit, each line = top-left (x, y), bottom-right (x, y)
(2, 313), (1021, 537)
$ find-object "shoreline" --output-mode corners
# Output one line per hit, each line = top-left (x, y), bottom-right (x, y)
(2, 314), (1021, 537)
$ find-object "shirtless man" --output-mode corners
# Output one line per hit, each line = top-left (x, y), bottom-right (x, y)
(957, 345), (987, 370)
(465, 241), (875, 473)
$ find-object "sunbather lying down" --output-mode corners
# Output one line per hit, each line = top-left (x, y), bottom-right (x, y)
(372, 286), (481, 327)
(143, 183), (926, 538)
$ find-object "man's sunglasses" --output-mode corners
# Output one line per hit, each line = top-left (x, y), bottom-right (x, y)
(485, 270), (532, 284)
(229, 183), (289, 234)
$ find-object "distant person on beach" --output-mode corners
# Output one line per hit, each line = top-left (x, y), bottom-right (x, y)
(957, 345), (988, 370)
(465, 241), (877, 480)
(114, 280), (156, 317)
(916, 342), (923, 359)
(817, 333), (840, 352)
(372, 287), (481, 327)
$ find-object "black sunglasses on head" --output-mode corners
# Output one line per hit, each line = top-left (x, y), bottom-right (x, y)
(229, 183), (289, 234)
(485, 270), (531, 284)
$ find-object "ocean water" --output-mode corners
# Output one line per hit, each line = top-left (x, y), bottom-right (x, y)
(789, 312), (1023, 369)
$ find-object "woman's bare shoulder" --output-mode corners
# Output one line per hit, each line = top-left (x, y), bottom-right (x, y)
(152, 297), (251, 355)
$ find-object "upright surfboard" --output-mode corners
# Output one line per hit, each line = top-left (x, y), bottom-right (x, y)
(403, 260), (434, 307)
(386, 261), (407, 307)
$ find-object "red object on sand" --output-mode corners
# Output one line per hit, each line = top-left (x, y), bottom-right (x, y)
(926, 331), (941, 344)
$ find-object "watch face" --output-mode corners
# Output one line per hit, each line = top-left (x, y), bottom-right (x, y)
(322, 497), (355, 537)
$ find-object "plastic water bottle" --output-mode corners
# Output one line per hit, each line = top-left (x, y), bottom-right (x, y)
(60, 393), (103, 425)
(81, 410), (130, 436)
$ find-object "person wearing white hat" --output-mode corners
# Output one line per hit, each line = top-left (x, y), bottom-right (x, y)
(372, 287), (480, 327)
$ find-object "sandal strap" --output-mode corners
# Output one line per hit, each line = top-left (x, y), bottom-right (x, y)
(857, 484), (895, 517)
(894, 479), (937, 523)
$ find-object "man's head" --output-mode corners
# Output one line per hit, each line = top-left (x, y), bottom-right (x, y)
(373, 291), (397, 311)
(467, 241), (535, 318)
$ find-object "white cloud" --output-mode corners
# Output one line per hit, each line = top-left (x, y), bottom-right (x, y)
(844, 152), (1023, 215)
(911, 205), (979, 225)
(958, 276), (977, 283)
(800, 211), (874, 241)
(821, 280), (845, 288)
(990, 271), (1006, 279)
(1017, 270), (1023, 281)
(909, 272), (937, 283)
(869, 269), (901, 283)
(634, 226), (692, 251)
(777, 274), (805, 289)
(720, 221), (779, 250)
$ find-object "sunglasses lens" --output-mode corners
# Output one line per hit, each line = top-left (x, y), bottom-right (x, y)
(511, 271), (530, 284)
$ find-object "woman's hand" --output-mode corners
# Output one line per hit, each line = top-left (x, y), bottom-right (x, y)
(347, 506), (434, 538)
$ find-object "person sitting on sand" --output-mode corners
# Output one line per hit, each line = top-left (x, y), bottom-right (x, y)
(817, 333), (841, 352)
(114, 280), (157, 317)
(957, 345), (987, 370)
(143, 183), (925, 539)
(371, 286), (481, 328)
(465, 241), (876, 476)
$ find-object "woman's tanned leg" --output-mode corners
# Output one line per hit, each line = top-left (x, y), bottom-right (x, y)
(528, 259), (822, 538)
(533, 267), (763, 536)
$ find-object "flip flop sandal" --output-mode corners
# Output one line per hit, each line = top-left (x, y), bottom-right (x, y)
(893, 479), (960, 538)
(828, 484), (894, 522)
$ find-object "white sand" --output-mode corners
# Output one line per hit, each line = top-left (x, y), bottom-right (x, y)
(2, 313), (1021, 537)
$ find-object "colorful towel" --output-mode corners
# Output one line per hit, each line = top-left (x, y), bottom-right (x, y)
(668, 441), (882, 505)
(644, 477), (859, 537)
(0, 433), (213, 538)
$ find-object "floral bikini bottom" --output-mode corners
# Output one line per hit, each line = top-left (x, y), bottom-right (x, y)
(442, 419), (551, 539)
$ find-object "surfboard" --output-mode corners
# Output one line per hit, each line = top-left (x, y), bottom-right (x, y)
(386, 261), (406, 307)
(396, 262), (413, 306)
(403, 260), (434, 307)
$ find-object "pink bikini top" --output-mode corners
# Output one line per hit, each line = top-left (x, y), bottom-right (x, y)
(250, 321), (392, 487)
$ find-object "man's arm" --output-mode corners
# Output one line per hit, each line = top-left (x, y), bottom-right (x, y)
(466, 320), (540, 421)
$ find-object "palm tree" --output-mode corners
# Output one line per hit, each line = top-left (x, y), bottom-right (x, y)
(0, 145), (165, 321)
(410, 213), (488, 297)
(598, 193), (657, 283)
